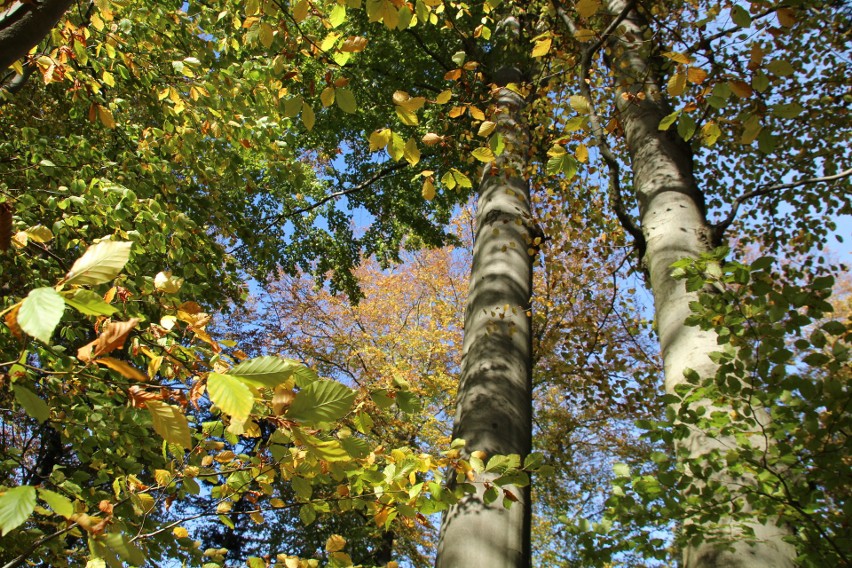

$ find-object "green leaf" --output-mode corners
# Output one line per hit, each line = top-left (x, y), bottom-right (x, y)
(62, 289), (118, 316)
(772, 102), (804, 119)
(731, 5), (751, 27)
(301, 102), (316, 131)
(12, 385), (49, 423)
(677, 112), (696, 141)
(230, 356), (304, 388)
(64, 240), (132, 286)
(613, 463), (630, 477)
(207, 372), (254, 421)
(546, 153), (578, 179)
(94, 532), (146, 566)
(146, 401), (192, 449)
(38, 489), (74, 518)
(291, 476), (313, 500)
(341, 436), (371, 458)
(396, 390), (422, 413)
(335, 88), (357, 114)
(18, 287), (65, 344)
(328, 3), (346, 27)
(0, 485), (36, 536)
(299, 503), (317, 526)
(658, 110), (680, 131)
(286, 380), (356, 425)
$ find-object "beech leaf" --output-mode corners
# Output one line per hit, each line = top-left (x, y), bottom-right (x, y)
(286, 380), (356, 426)
(146, 400), (192, 449)
(18, 287), (65, 344)
(65, 240), (132, 286)
(12, 385), (49, 423)
(0, 485), (36, 536)
(207, 372), (254, 420)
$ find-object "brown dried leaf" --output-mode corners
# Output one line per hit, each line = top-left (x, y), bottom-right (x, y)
(77, 318), (140, 362)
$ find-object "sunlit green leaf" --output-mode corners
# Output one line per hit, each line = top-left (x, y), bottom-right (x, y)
(18, 287), (64, 344)
(0, 486), (36, 536)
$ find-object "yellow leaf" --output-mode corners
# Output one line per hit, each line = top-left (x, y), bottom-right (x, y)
(91, 12), (105, 31)
(259, 22), (275, 48)
(448, 106), (466, 118)
(98, 105), (116, 129)
(701, 121), (722, 146)
(686, 67), (707, 84)
(395, 106), (419, 126)
(575, 144), (589, 163)
(101, 70), (115, 87)
(662, 51), (693, 65)
(301, 102), (315, 131)
(573, 28), (595, 42)
(471, 147), (495, 163)
(667, 72), (687, 97)
(422, 132), (442, 146)
(435, 89), (452, 104)
(569, 95), (591, 115)
(392, 91), (426, 112)
(468, 106), (485, 121)
(422, 178), (435, 200)
(321, 87), (335, 107)
(403, 137), (421, 166)
(478, 121), (496, 137)
(575, 0), (600, 18)
(369, 128), (391, 151)
(326, 534), (346, 553)
(173, 527), (189, 539)
(341, 35), (368, 52)
(293, 0), (309, 22)
(531, 37), (551, 58)
(546, 145), (566, 157)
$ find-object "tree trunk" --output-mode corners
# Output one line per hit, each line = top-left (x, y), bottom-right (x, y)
(434, 64), (533, 568)
(0, 0), (74, 71)
(604, 2), (796, 566)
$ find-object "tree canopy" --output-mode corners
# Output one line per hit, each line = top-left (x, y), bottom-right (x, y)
(0, 0), (849, 567)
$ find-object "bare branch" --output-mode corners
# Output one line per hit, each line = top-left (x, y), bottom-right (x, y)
(554, 1), (645, 251)
(229, 162), (409, 255)
(712, 168), (852, 241)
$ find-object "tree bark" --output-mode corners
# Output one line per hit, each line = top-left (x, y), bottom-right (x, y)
(0, 0), (74, 71)
(604, 2), (796, 566)
(434, 66), (533, 568)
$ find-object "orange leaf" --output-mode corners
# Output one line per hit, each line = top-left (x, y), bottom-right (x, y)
(728, 80), (753, 98)
(96, 357), (148, 381)
(4, 305), (23, 341)
(128, 385), (163, 409)
(77, 318), (140, 362)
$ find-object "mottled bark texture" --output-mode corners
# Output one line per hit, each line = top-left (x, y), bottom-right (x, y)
(604, 1), (795, 566)
(0, 0), (74, 71)
(434, 68), (533, 568)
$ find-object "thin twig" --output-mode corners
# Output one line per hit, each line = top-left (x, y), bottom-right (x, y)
(712, 168), (852, 241)
(229, 162), (408, 255)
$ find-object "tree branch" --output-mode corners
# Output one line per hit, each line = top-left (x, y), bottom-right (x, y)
(0, 0), (75, 70)
(711, 168), (852, 242)
(554, 0), (645, 254)
(229, 162), (409, 255)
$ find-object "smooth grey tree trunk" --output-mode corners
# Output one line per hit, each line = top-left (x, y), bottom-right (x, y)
(434, 66), (533, 568)
(604, 2), (796, 566)
(0, 0), (74, 71)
